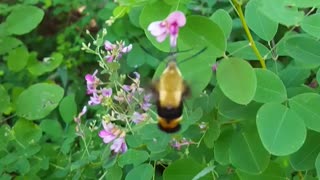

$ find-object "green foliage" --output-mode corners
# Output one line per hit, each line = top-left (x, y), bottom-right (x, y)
(1, 0), (320, 179)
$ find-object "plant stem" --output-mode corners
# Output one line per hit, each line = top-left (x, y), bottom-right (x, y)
(230, 0), (266, 69)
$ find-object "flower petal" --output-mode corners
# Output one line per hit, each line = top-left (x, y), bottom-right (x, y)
(156, 33), (168, 43)
(166, 11), (186, 27)
(121, 44), (132, 53)
(148, 21), (167, 36)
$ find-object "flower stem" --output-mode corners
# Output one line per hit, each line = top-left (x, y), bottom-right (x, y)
(230, 0), (266, 69)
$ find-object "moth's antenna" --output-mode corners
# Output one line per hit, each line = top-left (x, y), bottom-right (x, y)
(177, 47), (208, 65)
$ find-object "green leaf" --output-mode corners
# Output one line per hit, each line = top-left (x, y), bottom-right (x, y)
(253, 69), (287, 103)
(237, 162), (287, 180)
(5, 5), (44, 35)
(16, 83), (64, 120)
(230, 126), (270, 174)
(279, 66), (310, 87)
(28, 52), (63, 76)
(192, 166), (215, 180)
(245, 0), (278, 41)
(259, 0), (304, 27)
(59, 94), (77, 123)
(285, 35), (320, 65)
(316, 153), (320, 177)
(289, 93), (320, 132)
(163, 158), (208, 180)
(218, 97), (261, 120)
(256, 103), (306, 156)
(13, 119), (42, 146)
(290, 130), (320, 170)
(227, 41), (270, 60)
(0, 85), (10, 113)
(7, 46), (29, 72)
(179, 15), (226, 58)
(317, 68), (320, 84)
(126, 43), (146, 67)
(118, 149), (149, 167)
(203, 116), (220, 149)
(210, 9), (233, 39)
(217, 58), (257, 105)
(106, 165), (122, 180)
(301, 13), (320, 38)
(214, 126), (234, 165)
(40, 119), (63, 140)
(14, 158), (30, 175)
(0, 36), (22, 55)
(125, 163), (153, 180)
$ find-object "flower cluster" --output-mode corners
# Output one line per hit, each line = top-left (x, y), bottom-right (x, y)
(170, 138), (195, 150)
(99, 121), (127, 153)
(148, 11), (186, 48)
(83, 68), (151, 154)
(104, 40), (132, 63)
(85, 70), (112, 106)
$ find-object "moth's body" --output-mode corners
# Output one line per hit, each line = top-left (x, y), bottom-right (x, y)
(154, 60), (188, 133)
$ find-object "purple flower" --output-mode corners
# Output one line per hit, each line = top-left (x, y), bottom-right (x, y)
(132, 112), (146, 124)
(104, 40), (132, 63)
(99, 122), (117, 144)
(110, 137), (127, 153)
(122, 85), (131, 92)
(101, 88), (112, 97)
(85, 70), (99, 94)
(121, 44), (132, 53)
(141, 102), (151, 111)
(88, 92), (101, 105)
(104, 40), (116, 51)
(105, 55), (114, 63)
(147, 11), (186, 47)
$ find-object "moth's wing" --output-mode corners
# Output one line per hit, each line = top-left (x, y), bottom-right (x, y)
(182, 80), (191, 98)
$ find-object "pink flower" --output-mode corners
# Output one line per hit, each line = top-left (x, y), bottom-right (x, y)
(147, 11), (186, 47)
(99, 122), (117, 143)
(110, 137), (127, 153)
(103, 40), (132, 63)
(132, 112), (146, 124)
(85, 70), (99, 94)
(104, 40), (116, 51)
(88, 92), (102, 105)
(101, 88), (112, 97)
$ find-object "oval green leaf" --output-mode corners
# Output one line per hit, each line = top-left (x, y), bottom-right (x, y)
(289, 93), (320, 132)
(316, 153), (320, 177)
(301, 13), (320, 38)
(245, 0), (278, 41)
(227, 41), (271, 60)
(253, 69), (287, 103)
(16, 83), (64, 120)
(210, 9), (233, 39)
(217, 58), (257, 105)
(13, 119), (42, 146)
(163, 158), (207, 180)
(118, 149), (149, 167)
(59, 94), (77, 123)
(125, 163), (153, 180)
(5, 5), (44, 35)
(256, 103), (306, 156)
(230, 127), (270, 174)
(285, 36), (320, 65)
(290, 130), (320, 170)
(7, 46), (29, 72)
